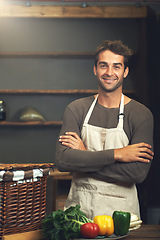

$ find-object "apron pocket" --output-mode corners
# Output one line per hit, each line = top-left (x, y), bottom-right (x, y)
(92, 191), (127, 217)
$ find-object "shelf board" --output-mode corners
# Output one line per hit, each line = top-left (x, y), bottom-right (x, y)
(0, 121), (63, 126)
(0, 51), (94, 58)
(0, 89), (98, 94)
(0, 6), (147, 19)
(0, 89), (135, 95)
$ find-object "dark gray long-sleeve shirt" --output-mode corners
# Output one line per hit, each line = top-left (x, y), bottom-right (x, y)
(55, 95), (154, 184)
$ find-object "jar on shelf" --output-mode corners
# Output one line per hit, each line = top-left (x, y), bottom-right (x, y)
(0, 101), (6, 121)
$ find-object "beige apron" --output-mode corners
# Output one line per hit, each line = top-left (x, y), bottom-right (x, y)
(65, 94), (140, 219)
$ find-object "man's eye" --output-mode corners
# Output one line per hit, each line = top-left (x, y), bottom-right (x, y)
(114, 65), (121, 69)
(114, 65), (120, 69)
(99, 64), (106, 68)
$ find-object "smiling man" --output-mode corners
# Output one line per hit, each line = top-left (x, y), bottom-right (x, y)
(55, 40), (154, 220)
(94, 50), (128, 93)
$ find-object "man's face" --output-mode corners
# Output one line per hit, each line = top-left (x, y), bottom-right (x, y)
(94, 50), (129, 93)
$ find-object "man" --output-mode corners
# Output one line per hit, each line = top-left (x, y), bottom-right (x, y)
(55, 40), (154, 219)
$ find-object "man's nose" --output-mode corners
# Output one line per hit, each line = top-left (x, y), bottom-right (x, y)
(105, 66), (113, 76)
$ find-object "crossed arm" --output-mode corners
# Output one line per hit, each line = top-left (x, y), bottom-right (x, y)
(55, 102), (154, 183)
(59, 131), (154, 163)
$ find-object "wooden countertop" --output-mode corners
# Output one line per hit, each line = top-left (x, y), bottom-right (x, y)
(126, 224), (160, 239)
(2, 225), (160, 240)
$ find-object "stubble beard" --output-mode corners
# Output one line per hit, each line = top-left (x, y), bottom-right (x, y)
(97, 77), (124, 93)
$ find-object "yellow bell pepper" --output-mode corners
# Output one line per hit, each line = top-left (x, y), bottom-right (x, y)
(93, 215), (114, 236)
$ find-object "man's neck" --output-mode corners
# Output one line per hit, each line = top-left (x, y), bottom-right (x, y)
(97, 89), (122, 108)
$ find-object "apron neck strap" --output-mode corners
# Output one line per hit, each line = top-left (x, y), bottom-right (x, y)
(117, 94), (125, 129)
(84, 95), (98, 124)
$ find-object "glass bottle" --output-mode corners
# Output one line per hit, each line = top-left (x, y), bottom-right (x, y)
(0, 101), (6, 121)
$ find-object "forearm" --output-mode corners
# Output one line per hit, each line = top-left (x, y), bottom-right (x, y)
(92, 126), (154, 183)
(91, 142), (153, 184)
(114, 143), (153, 163)
(55, 142), (115, 172)
(92, 160), (151, 184)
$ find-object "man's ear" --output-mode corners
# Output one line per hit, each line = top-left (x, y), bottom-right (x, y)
(124, 67), (129, 78)
(93, 65), (97, 76)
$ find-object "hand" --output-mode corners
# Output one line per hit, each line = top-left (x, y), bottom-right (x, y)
(114, 142), (154, 163)
(59, 132), (86, 151)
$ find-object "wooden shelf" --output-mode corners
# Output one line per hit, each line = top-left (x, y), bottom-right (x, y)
(0, 121), (63, 126)
(0, 89), (97, 94)
(0, 5), (147, 19)
(0, 51), (94, 58)
(0, 89), (135, 95)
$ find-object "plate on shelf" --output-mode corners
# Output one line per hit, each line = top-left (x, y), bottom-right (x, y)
(75, 232), (129, 240)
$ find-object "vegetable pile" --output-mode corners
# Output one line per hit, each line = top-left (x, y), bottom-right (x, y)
(42, 205), (139, 240)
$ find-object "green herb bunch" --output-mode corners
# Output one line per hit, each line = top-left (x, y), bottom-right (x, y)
(42, 205), (92, 240)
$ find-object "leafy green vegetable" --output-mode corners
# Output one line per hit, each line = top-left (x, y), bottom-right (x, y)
(42, 205), (92, 240)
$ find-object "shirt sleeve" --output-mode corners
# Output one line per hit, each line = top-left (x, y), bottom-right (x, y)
(55, 105), (115, 172)
(91, 113), (154, 184)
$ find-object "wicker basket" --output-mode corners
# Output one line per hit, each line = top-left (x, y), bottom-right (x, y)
(0, 163), (54, 239)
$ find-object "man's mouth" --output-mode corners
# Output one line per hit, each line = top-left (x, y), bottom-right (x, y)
(102, 77), (117, 82)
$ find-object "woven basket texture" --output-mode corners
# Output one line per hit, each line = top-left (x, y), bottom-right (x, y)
(0, 163), (54, 239)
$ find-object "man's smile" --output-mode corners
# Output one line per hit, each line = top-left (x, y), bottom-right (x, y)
(101, 76), (118, 82)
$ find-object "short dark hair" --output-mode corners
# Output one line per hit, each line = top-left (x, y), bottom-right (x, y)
(94, 40), (133, 69)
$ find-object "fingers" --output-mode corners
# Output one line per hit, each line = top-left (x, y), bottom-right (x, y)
(59, 133), (77, 148)
(139, 148), (154, 160)
(137, 142), (152, 148)
(136, 143), (154, 161)
(59, 132), (79, 140)
(59, 132), (86, 150)
(65, 132), (80, 139)
(136, 157), (150, 163)
(115, 143), (154, 163)
(59, 138), (76, 149)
